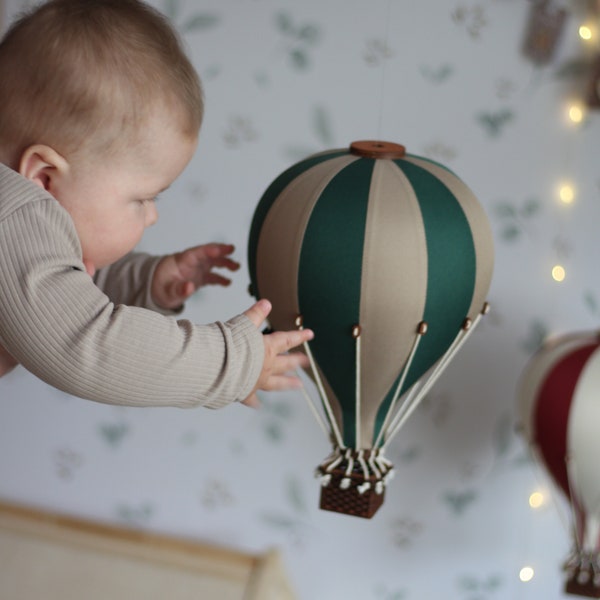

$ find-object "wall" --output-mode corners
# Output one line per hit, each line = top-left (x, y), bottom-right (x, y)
(1, 1), (599, 599)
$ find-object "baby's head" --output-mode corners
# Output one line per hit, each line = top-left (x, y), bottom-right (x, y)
(0, 0), (204, 272)
(0, 0), (203, 168)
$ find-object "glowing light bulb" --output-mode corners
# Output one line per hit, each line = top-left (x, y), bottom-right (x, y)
(552, 265), (566, 282)
(568, 104), (584, 124)
(529, 491), (545, 508)
(559, 184), (575, 204)
(579, 25), (593, 41)
(520, 566), (535, 582)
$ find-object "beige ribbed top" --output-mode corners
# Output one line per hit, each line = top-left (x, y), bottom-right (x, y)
(0, 163), (264, 409)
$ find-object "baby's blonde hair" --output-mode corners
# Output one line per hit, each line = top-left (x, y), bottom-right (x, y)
(0, 0), (203, 163)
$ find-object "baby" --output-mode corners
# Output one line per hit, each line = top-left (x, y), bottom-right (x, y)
(0, 0), (312, 408)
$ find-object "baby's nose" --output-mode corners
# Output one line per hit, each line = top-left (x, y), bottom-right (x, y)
(146, 202), (158, 226)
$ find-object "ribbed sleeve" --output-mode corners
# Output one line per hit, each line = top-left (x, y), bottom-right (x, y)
(0, 164), (264, 409)
(93, 252), (182, 316)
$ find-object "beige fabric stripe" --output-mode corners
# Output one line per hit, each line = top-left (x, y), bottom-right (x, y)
(255, 154), (358, 332)
(358, 160), (428, 448)
(567, 347), (600, 543)
(403, 157), (494, 320)
(255, 154), (359, 436)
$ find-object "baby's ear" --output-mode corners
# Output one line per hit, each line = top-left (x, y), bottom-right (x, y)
(18, 144), (69, 191)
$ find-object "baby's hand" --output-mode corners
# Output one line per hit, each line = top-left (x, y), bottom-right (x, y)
(151, 243), (240, 310)
(0, 343), (18, 377)
(242, 299), (313, 408)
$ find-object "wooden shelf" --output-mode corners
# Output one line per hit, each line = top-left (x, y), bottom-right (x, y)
(0, 499), (296, 600)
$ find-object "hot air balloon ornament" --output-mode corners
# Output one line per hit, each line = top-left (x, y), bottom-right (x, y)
(248, 141), (494, 518)
(518, 331), (600, 598)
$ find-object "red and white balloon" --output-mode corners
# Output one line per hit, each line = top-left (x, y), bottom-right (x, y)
(518, 331), (600, 598)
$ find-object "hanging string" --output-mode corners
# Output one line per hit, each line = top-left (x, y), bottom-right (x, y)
(301, 337), (345, 450)
(376, 0), (393, 138)
(380, 380), (424, 451)
(296, 369), (330, 438)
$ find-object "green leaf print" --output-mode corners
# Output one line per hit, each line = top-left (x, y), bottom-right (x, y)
(476, 109), (514, 137)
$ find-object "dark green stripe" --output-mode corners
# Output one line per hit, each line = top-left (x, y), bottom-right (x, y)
(247, 150), (348, 299)
(298, 158), (375, 448)
(374, 159), (477, 445)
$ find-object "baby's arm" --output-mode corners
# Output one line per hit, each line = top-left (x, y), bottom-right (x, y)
(94, 244), (239, 314)
(93, 252), (175, 313)
(0, 204), (262, 408)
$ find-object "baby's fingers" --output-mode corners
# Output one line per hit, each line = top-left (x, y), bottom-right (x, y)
(272, 351), (310, 374)
(261, 373), (304, 391)
(242, 393), (261, 409)
(270, 329), (314, 354)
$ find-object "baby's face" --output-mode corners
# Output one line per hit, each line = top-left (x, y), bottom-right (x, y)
(51, 112), (197, 273)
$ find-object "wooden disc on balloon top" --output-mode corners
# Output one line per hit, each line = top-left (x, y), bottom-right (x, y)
(350, 140), (406, 159)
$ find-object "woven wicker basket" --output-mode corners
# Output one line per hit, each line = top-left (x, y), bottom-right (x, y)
(318, 465), (385, 519)
(565, 571), (600, 598)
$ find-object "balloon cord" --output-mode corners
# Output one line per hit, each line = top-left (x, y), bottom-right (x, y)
(373, 327), (425, 449)
(382, 325), (467, 449)
(358, 449), (370, 487)
(296, 370), (330, 439)
(384, 310), (485, 447)
(355, 333), (362, 451)
(302, 339), (345, 449)
(382, 382), (430, 451)
(565, 453), (585, 551)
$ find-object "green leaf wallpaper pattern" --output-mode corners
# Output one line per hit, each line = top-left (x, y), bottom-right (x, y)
(390, 516), (424, 548)
(115, 502), (155, 526)
(98, 422), (129, 448)
(492, 413), (515, 460)
(199, 478), (235, 510)
(476, 109), (515, 137)
(258, 475), (311, 547)
(373, 584), (407, 600)
(457, 572), (503, 599)
(583, 290), (598, 315)
(283, 105), (337, 161)
(180, 13), (220, 34)
(420, 64), (454, 84)
(259, 397), (294, 444)
(521, 319), (549, 355)
(364, 39), (394, 67)
(223, 116), (259, 148)
(161, 0), (219, 34)
(54, 447), (83, 480)
(493, 197), (541, 242)
(422, 141), (458, 162)
(442, 489), (478, 515)
(451, 5), (488, 40)
(274, 11), (321, 71)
